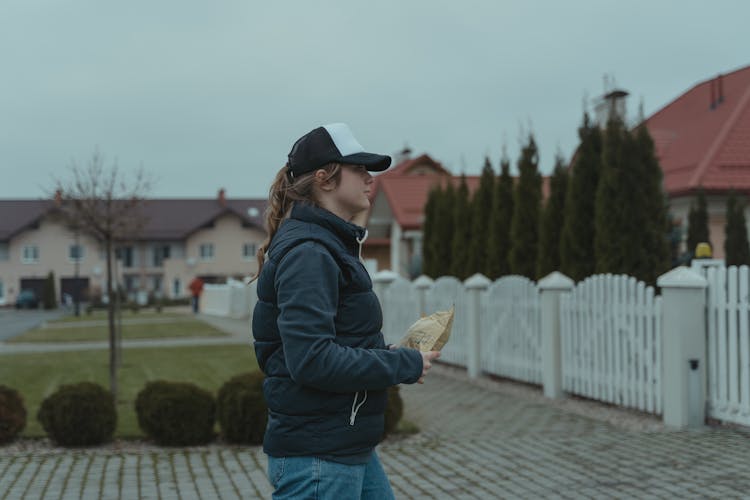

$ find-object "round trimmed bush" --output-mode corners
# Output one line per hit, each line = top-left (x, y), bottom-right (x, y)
(0, 385), (27, 444)
(217, 372), (267, 444)
(382, 385), (404, 440)
(135, 381), (216, 446)
(37, 382), (116, 446)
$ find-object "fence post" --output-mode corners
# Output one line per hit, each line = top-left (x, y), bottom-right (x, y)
(465, 273), (491, 379)
(413, 275), (434, 317)
(372, 270), (398, 305)
(538, 271), (574, 399)
(657, 266), (708, 429)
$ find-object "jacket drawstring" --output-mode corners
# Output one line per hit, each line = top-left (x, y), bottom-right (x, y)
(355, 229), (368, 265)
(349, 390), (368, 426)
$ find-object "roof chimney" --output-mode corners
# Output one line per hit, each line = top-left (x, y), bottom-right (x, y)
(718, 74), (724, 104)
(54, 189), (62, 205)
(218, 188), (226, 207)
(710, 78), (716, 109)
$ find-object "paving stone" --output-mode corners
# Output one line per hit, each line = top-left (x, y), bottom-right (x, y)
(4, 364), (750, 498)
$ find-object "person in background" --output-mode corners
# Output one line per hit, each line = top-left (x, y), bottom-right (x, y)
(188, 277), (204, 313)
(251, 123), (440, 499)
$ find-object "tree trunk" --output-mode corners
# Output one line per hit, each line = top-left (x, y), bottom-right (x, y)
(106, 237), (118, 400)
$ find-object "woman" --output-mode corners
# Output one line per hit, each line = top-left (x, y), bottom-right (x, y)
(252, 123), (440, 499)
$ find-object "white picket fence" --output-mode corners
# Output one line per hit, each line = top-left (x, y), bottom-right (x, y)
(379, 274), (541, 385)
(705, 266), (750, 427)
(201, 280), (257, 319)
(560, 275), (662, 415)
(201, 263), (750, 430)
(480, 276), (541, 384)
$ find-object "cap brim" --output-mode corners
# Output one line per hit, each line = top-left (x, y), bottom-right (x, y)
(339, 152), (392, 172)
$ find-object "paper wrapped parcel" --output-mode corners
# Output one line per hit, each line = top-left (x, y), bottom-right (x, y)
(398, 306), (455, 352)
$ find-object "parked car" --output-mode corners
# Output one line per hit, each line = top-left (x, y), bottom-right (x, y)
(15, 290), (40, 309)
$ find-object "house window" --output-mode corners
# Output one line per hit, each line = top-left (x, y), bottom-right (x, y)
(0, 243), (8, 261)
(153, 245), (171, 267)
(69, 244), (84, 262)
(22, 245), (39, 263)
(199, 243), (214, 261)
(0, 279), (4, 301)
(243, 243), (257, 260)
(173, 278), (181, 296)
(118, 246), (134, 268)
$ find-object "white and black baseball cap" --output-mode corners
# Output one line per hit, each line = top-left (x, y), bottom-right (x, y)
(287, 123), (391, 178)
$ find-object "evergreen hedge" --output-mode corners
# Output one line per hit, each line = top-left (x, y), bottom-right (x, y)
(0, 385), (27, 444)
(135, 381), (216, 446)
(37, 382), (116, 446)
(382, 386), (404, 440)
(217, 372), (267, 445)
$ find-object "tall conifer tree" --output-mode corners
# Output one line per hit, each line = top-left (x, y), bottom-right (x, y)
(509, 135), (542, 279)
(486, 154), (514, 278)
(724, 192), (750, 266)
(595, 117), (631, 275)
(467, 158), (495, 275)
(536, 154), (568, 279)
(687, 189), (710, 257)
(422, 185), (440, 278)
(560, 113), (602, 281)
(632, 123), (670, 284)
(435, 183), (455, 277)
(450, 176), (471, 279)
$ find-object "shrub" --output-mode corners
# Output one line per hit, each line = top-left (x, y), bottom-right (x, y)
(37, 382), (116, 446)
(382, 385), (404, 440)
(135, 381), (216, 446)
(217, 372), (267, 444)
(0, 385), (27, 444)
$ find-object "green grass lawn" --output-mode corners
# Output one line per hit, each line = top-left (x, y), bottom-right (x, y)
(50, 309), (187, 324)
(1, 344), (258, 438)
(7, 318), (229, 343)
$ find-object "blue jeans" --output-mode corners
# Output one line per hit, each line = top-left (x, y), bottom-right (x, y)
(267, 452), (395, 500)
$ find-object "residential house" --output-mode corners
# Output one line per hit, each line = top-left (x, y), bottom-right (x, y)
(363, 154), (482, 277)
(645, 64), (750, 258)
(0, 190), (267, 306)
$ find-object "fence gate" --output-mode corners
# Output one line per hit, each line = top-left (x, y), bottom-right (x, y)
(480, 276), (541, 384)
(560, 274), (662, 415)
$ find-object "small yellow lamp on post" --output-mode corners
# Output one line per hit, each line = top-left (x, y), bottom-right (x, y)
(695, 242), (712, 259)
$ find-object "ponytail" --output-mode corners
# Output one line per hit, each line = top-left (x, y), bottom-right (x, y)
(250, 163), (342, 281)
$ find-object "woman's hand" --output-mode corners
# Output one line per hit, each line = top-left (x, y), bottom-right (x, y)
(418, 351), (440, 384)
(388, 345), (441, 384)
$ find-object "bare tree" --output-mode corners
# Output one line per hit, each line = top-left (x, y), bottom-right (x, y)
(51, 148), (153, 400)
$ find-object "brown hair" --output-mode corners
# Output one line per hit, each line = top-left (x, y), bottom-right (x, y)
(250, 163), (343, 281)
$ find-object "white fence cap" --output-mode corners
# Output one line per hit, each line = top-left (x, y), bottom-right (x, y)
(538, 271), (574, 291)
(464, 273), (491, 289)
(413, 275), (435, 288)
(657, 266), (708, 289)
(372, 270), (399, 283)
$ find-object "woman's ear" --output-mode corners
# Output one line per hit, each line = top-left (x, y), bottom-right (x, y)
(314, 169), (336, 192)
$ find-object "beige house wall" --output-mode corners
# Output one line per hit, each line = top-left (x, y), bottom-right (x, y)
(0, 212), (267, 305)
(163, 214), (265, 298)
(0, 216), (107, 305)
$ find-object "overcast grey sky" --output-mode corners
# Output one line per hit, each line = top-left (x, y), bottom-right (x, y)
(1, 1), (748, 199)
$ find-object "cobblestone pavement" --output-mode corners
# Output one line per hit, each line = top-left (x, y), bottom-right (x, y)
(3, 315), (750, 498)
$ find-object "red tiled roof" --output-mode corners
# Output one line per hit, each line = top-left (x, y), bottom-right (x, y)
(645, 65), (750, 196)
(370, 154), (551, 230)
(376, 175), (481, 230)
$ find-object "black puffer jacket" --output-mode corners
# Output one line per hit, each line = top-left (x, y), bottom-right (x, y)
(252, 203), (423, 464)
